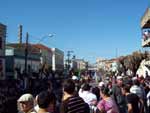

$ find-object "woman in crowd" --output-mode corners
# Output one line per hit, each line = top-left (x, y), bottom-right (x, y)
(97, 86), (119, 113)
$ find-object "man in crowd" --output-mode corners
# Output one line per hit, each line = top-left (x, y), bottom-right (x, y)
(122, 84), (144, 113)
(78, 83), (97, 106)
(112, 76), (127, 113)
(37, 90), (56, 113)
(18, 93), (37, 113)
(61, 79), (90, 113)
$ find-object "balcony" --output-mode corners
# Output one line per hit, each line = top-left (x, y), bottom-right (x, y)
(142, 38), (150, 47)
(141, 8), (150, 28)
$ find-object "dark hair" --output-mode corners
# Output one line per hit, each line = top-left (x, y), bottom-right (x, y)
(122, 84), (131, 93)
(133, 79), (140, 86)
(100, 86), (110, 96)
(37, 90), (56, 109)
(92, 87), (100, 100)
(63, 79), (75, 94)
(82, 83), (91, 91)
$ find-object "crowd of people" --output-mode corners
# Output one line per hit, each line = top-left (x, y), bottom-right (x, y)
(0, 80), (22, 113)
(0, 72), (150, 113)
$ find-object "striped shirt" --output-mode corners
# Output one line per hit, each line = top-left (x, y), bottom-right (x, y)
(61, 95), (89, 113)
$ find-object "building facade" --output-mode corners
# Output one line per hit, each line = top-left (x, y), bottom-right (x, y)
(141, 8), (150, 47)
(96, 58), (118, 72)
(51, 48), (64, 72)
(5, 45), (41, 79)
(34, 44), (53, 67)
(71, 59), (87, 70)
(0, 23), (6, 79)
(140, 7), (150, 78)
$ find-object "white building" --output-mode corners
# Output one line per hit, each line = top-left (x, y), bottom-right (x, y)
(0, 23), (6, 79)
(51, 48), (64, 72)
(71, 59), (87, 70)
(96, 58), (118, 72)
(137, 59), (150, 78)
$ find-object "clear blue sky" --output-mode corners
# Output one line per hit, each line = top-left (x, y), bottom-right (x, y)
(0, 0), (149, 63)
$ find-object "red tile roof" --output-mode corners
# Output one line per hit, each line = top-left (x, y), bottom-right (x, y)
(32, 44), (52, 53)
(6, 43), (52, 53)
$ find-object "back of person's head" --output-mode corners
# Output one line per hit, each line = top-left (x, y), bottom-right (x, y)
(37, 90), (56, 109)
(133, 79), (140, 86)
(122, 84), (131, 93)
(92, 87), (100, 100)
(82, 83), (91, 91)
(100, 86), (110, 96)
(63, 79), (75, 95)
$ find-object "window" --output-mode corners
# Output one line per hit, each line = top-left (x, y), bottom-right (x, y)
(0, 37), (2, 49)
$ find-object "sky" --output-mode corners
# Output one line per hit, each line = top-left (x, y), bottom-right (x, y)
(0, 0), (149, 63)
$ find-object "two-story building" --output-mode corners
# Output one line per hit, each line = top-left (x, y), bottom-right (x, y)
(0, 23), (6, 79)
(5, 43), (41, 78)
(51, 48), (64, 72)
(33, 45), (64, 72)
(141, 8), (150, 47)
(71, 59), (87, 71)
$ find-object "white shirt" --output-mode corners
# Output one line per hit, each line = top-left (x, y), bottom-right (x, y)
(130, 85), (143, 98)
(78, 89), (97, 105)
(147, 91), (150, 107)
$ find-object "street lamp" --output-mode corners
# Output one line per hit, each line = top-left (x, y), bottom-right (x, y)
(24, 32), (54, 76)
(35, 34), (55, 44)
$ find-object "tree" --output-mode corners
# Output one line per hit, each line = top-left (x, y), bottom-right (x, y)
(118, 56), (127, 76)
(127, 51), (146, 76)
(117, 51), (149, 76)
(119, 51), (149, 76)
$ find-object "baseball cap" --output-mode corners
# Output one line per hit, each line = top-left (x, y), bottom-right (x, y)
(18, 94), (34, 102)
(72, 75), (78, 80)
(117, 76), (123, 80)
(132, 77), (137, 81)
(98, 81), (105, 87)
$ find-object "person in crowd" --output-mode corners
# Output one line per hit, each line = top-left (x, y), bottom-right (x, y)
(17, 93), (37, 113)
(146, 82), (150, 113)
(79, 83), (97, 106)
(130, 77), (145, 113)
(37, 90), (56, 113)
(97, 86), (119, 113)
(130, 77), (143, 99)
(92, 87), (100, 101)
(34, 95), (39, 112)
(111, 76), (127, 113)
(98, 81), (105, 89)
(122, 84), (144, 113)
(138, 77), (148, 113)
(61, 79), (90, 113)
(34, 81), (54, 112)
(72, 75), (80, 93)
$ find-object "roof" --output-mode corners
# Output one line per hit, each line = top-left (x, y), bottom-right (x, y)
(7, 43), (53, 54)
(6, 43), (40, 53)
(0, 23), (6, 28)
(33, 44), (52, 53)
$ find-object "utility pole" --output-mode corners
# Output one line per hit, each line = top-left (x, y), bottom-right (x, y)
(25, 32), (29, 76)
(67, 50), (73, 72)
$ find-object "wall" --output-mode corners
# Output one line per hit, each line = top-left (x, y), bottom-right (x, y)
(0, 24), (6, 79)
